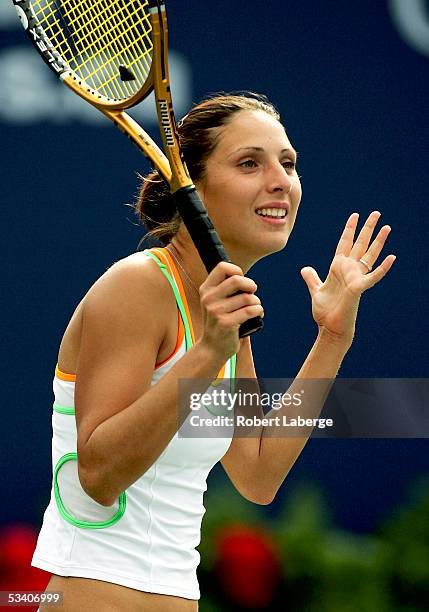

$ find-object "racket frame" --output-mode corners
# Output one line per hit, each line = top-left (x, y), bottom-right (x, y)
(13, 0), (264, 337)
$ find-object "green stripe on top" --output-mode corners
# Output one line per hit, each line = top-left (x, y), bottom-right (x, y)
(143, 249), (237, 389)
(230, 353), (237, 394)
(143, 250), (193, 351)
(53, 403), (75, 415)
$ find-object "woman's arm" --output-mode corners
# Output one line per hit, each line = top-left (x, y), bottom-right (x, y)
(76, 258), (262, 507)
(76, 257), (227, 507)
(221, 332), (349, 505)
(222, 211), (395, 504)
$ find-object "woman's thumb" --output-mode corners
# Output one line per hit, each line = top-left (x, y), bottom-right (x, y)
(300, 266), (322, 296)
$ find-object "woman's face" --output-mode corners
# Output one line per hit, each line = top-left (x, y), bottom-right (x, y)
(197, 109), (302, 268)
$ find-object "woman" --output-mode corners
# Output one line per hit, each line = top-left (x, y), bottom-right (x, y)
(33, 93), (395, 611)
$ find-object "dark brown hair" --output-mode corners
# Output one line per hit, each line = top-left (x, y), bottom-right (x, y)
(135, 92), (280, 246)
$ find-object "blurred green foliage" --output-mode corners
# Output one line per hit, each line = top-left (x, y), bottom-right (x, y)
(199, 477), (429, 611)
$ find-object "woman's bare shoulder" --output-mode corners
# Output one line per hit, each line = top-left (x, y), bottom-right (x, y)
(58, 252), (174, 373)
(84, 252), (171, 304)
(79, 251), (176, 334)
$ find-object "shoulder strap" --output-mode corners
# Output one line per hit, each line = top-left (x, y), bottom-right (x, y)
(142, 248), (236, 385)
(142, 248), (193, 351)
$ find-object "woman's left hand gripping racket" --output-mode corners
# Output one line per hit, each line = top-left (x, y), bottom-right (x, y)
(13, 0), (264, 338)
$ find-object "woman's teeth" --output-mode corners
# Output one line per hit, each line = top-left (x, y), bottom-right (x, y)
(256, 208), (287, 218)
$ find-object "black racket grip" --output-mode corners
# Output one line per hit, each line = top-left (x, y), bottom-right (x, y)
(173, 186), (263, 338)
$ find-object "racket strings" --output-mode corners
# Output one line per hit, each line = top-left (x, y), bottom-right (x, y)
(60, 0), (148, 97)
(31, 0), (153, 100)
(62, 0), (140, 99)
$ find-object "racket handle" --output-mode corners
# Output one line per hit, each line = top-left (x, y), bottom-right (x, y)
(173, 185), (264, 338)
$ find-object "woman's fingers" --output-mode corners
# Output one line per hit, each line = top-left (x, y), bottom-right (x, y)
(361, 254), (397, 289)
(230, 304), (265, 326)
(350, 210), (381, 259)
(198, 262), (262, 361)
(334, 212), (359, 257)
(199, 261), (244, 292)
(205, 292), (262, 315)
(219, 274), (258, 297)
(358, 225), (392, 273)
(200, 264), (258, 305)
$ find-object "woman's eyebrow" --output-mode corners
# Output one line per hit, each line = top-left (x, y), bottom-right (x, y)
(227, 146), (298, 158)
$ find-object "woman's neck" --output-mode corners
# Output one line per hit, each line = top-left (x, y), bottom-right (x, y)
(167, 228), (255, 293)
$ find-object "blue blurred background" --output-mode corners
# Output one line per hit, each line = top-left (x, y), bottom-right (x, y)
(1, 0), (428, 608)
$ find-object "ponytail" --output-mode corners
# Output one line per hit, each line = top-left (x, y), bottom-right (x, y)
(135, 171), (181, 246)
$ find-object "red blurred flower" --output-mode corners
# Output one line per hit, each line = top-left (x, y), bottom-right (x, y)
(0, 524), (50, 591)
(215, 525), (280, 609)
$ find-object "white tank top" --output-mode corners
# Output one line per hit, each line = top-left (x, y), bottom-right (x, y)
(31, 247), (236, 600)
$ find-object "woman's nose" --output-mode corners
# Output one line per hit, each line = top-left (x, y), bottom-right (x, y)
(267, 163), (293, 193)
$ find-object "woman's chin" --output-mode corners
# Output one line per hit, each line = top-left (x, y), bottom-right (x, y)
(259, 232), (290, 254)
(223, 230), (290, 266)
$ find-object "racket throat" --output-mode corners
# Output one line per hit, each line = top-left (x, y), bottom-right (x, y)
(173, 186), (230, 272)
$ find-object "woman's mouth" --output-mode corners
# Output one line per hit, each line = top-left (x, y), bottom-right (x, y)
(255, 207), (288, 225)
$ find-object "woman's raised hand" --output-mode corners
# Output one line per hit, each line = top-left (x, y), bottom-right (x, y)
(300, 211), (396, 344)
(198, 262), (263, 360)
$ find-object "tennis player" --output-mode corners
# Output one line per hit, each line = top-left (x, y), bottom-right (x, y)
(32, 93), (395, 611)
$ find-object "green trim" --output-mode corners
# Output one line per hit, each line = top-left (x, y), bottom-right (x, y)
(53, 453), (126, 529)
(143, 250), (193, 350)
(205, 354), (238, 416)
(230, 354), (237, 393)
(53, 402), (75, 415)
(143, 249), (237, 410)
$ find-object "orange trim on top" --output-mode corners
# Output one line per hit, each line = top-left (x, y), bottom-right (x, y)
(151, 248), (226, 381)
(55, 364), (76, 382)
(155, 308), (185, 369)
(151, 247), (196, 345)
(213, 362), (226, 382)
(150, 247), (188, 369)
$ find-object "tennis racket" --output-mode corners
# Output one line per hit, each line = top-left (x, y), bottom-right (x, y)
(13, 0), (263, 338)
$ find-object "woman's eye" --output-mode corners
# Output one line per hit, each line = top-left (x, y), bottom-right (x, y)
(282, 160), (296, 170)
(239, 159), (257, 168)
